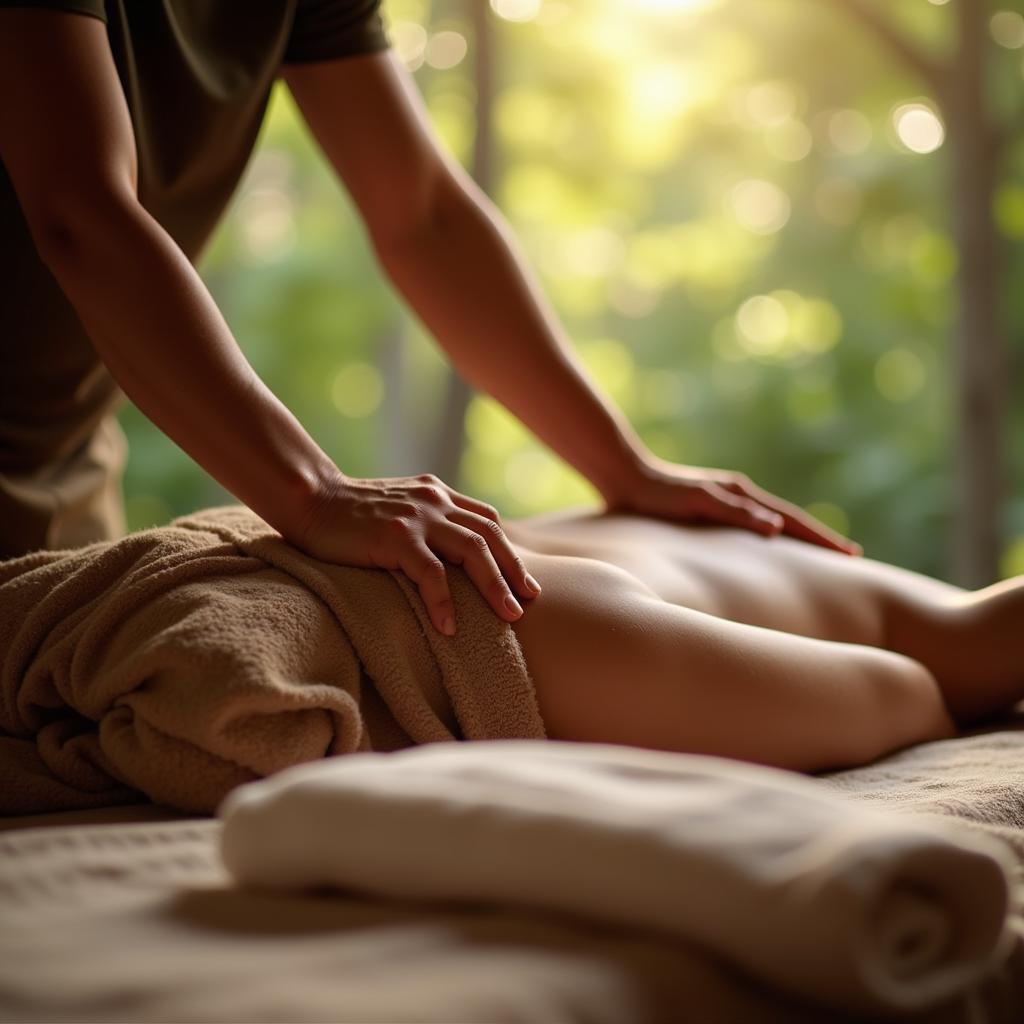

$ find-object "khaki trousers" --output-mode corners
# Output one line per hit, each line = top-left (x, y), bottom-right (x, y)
(0, 415), (127, 560)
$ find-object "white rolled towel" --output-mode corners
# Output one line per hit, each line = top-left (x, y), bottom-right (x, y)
(219, 740), (1016, 1014)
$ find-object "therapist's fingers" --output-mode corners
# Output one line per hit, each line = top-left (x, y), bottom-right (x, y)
(722, 478), (861, 555)
(688, 484), (785, 535)
(295, 473), (539, 635)
(448, 507), (541, 600)
(447, 490), (542, 597)
(431, 524), (525, 630)
(395, 538), (457, 636)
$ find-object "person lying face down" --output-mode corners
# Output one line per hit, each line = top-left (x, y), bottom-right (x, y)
(0, 495), (1015, 817)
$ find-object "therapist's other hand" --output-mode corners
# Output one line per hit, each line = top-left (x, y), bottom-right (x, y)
(296, 473), (541, 636)
(605, 457), (862, 556)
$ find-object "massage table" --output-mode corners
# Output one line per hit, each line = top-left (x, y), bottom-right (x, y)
(3, 720), (1024, 1024)
(3, 511), (1023, 1021)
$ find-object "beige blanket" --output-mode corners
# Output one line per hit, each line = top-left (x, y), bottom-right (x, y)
(0, 506), (545, 814)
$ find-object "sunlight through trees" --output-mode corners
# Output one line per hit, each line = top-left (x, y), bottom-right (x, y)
(119, 0), (1024, 584)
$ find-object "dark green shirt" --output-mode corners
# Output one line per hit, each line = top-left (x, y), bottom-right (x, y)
(0, 1), (390, 555)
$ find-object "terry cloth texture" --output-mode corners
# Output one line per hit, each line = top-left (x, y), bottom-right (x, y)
(0, 506), (545, 815)
(6, 728), (1024, 1023)
(218, 741), (1017, 1017)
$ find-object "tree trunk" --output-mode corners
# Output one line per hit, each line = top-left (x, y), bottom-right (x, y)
(432, 1), (494, 485)
(949, 0), (1005, 586)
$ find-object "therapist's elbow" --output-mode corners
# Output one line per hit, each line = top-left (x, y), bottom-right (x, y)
(367, 166), (475, 261)
(26, 181), (144, 275)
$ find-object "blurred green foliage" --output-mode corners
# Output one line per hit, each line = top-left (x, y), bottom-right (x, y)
(119, 0), (1024, 580)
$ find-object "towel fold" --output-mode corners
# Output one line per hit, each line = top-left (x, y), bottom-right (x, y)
(0, 507), (544, 814)
(219, 740), (1017, 1016)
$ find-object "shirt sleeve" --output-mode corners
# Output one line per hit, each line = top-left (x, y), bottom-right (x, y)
(0, 0), (105, 19)
(284, 0), (389, 64)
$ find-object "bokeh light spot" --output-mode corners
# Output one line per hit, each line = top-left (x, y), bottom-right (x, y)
(331, 362), (383, 418)
(727, 292), (842, 363)
(790, 298), (843, 352)
(426, 30), (468, 69)
(892, 103), (944, 154)
(634, 0), (718, 10)
(490, 0), (541, 22)
(729, 179), (791, 234)
(562, 226), (625, 278)
(238, 188), (296, 264)
(736, 294), (789, 354)
(391, 20), (428, 69)
(991, 10), (1024, 49)
(627, 64), (698, 123)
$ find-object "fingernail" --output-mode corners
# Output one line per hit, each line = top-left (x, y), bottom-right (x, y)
(504, 594), (523, 618)
(442, 616), (456, 636)
(525, 574), (541, 594)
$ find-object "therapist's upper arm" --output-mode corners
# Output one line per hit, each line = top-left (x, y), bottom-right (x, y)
(283, 51), (469, 247)
(0, 8), (138, 241)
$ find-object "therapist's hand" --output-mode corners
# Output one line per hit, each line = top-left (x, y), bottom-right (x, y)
(604, 456), (861, 556)
(296, 473), (541, 636)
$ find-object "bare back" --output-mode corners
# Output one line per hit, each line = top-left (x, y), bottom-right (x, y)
(504, 508), (963, 648)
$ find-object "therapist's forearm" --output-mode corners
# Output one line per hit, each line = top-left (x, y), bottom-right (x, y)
(374, 177), (651, 503)
(34, 193), (340, 541)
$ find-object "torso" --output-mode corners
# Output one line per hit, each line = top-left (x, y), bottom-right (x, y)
(504, 507), (961, 647)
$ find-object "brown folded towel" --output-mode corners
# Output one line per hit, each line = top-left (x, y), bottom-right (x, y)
(0, 506), (545, 814)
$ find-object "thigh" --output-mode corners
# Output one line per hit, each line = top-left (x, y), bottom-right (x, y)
(510, 549), (954, 773)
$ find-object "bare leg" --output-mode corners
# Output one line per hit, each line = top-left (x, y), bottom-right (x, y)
(509, 551), (956, 773)
(883, 578), (1024, 722)
(507, 512), (1024, 731)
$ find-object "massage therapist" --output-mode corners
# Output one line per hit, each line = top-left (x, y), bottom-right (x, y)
(0, 0), (857, 635)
